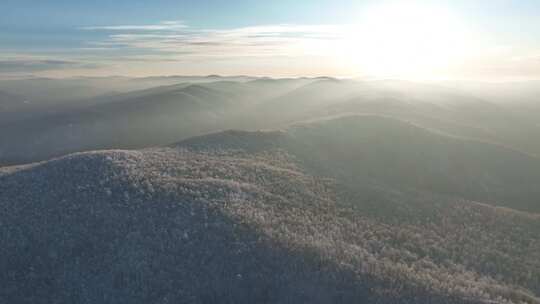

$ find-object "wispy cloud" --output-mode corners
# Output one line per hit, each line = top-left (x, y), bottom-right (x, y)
(82, 22), (345, 58)
(0, 58), (100, 73)
(0, 21), (346, 77)
(81, 20), (187, 31)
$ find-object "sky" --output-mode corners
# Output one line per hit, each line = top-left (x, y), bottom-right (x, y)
(1, 0), (540, 80)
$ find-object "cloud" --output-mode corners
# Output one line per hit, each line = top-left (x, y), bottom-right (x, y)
(81, 22), (346, 59)
(81, 21), (187, 31)
(0, 59), (100, 73)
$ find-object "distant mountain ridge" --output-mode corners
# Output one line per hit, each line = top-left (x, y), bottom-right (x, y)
(2, 77), (540, 165)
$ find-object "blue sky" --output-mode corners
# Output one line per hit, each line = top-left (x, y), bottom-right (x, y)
(2, 0), (370, 28)
(1, 0), (540, 80)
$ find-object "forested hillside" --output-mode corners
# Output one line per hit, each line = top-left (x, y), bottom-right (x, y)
(1, 116), (539, 303)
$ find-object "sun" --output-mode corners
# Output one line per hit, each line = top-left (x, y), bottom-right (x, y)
(341, 2), (470, 80)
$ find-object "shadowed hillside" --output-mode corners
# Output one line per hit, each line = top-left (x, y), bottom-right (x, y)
(179, 115), (540, 213)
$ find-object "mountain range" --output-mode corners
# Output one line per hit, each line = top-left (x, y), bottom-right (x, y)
(0, 76), (539, 303)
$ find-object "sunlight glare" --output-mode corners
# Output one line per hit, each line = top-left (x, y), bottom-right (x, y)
(342, 2), (471, 80)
